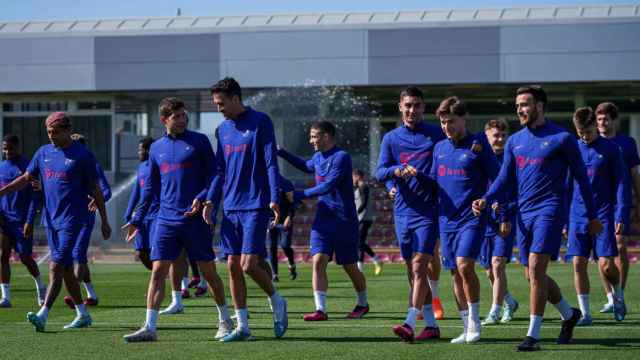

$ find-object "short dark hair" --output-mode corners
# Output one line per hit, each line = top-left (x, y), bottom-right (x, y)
(2, 134), (19, 146)
(210, 77), (242, 101)
(158, 97), (185, 118)
(436, 96), (467, 118)
(516, 85), (548, 106)
(484, 118), (509, 133)
(573, 107), (596, 129)
(353, 169), (364, 178)
(399, 86), (424, 101)
(71, 133), (87, 146)
(595, 102), (619, 120)
(311, 121), (336, 138)
(139, 136), (154, 151)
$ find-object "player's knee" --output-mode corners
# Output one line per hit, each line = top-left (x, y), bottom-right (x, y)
(573, 257), (587, 273)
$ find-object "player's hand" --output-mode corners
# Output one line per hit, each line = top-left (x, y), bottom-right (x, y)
(87, 196), (98, 212)
(615, 222), (624, 235)
(472, 199), (486, 216)
(388, 187), (397, 200)
(587, 218), (603, 236)
(30, 179), (42, 191)
(23, 223), (33, 239)
(499, 221), (511, 238)
(403, 165), (417, 178)
(121, 223), (138, 243)
(270, 202), (280, 225)
(184, 198), (202, 217)
(562, 227), (568, 240)
(101, 221), (112, 240)
(491, 202), (501, 215)
(283, 216), (292, 230)
(202, 202), (214, 225)
(393, 167), (404, 178)
(285, 191), (294, 203)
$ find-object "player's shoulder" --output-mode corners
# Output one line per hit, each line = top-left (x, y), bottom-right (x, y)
(615, 134), (638, 148)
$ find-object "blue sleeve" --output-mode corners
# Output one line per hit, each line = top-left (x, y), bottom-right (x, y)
(96, 164), (112, 202)
(627, 137), (640, 168)
(123, 177), (140, 222)
(295, 153), (349, 201)
(613, 147), (631, 225)
(565, 172), (574, 229)
(484, 140), (515, 205)
(82, 152), (99, 190)
(196, 136), (217, 201)
(260, 116), (280, 204)
(26, 149), (41, 177)
(384, 180), (395, 192)
(131, 154), (159, 227)
(479, 142), (507, 220)
(280, 176), (295, 193)
(277, 148), (314, 174)
(25, 186), (40, 225)
(206, 131), (225, 222)
(375, 135), (403, 182)
(563, 136), (597, 220)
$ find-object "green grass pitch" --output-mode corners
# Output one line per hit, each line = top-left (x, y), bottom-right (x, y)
(1, 262), (639, 359)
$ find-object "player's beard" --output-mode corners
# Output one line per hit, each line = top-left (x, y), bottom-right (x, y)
(520, 107), (539, 127)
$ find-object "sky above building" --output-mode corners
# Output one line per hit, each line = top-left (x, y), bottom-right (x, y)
(2, 0), (635, 21)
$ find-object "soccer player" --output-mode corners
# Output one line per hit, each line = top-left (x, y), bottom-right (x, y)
(376, 86), (444, 343)
(269, 173), (298, 282)
(0, 112), (111, 332)
(203, 78), (288, 342)
(61, 133), (111, 309)
(567, 107), (628, 325)
(480, 119), (520, 325)
(278, 121), (370, 323)
(0, 134), (46, 308)
(431, 97), (504, 344)
(472, 86), (602, 351)
(353, 169), (383, 275)
(123, 137), (157, 271)
(123, 97), (233, 342)
(595, 102), (638, 312)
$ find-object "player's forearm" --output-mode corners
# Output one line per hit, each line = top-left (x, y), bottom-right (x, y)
(92, 184), (109, 223)
(0, 173), (31, 197)
(277, 148), (313, 173)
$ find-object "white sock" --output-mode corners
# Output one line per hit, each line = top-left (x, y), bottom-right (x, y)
(527, 315), (543, 339)
(145, 309), (158, 331)
(181, 277), (189, 291)
(37, 305), (49, 321)
(357, 290), (368, 307)
(357, 262), (364, 272)
(553, 297), (573, 320)
(606, 291), (614, 305)
(75, 303), (88, 317)
(83, 282), (97, 299)
(468, 302), (480, 332)
(422, 304), (437, 328)
(404, 307), (419, 330)
(490, 303), (502, 316)
(236, 308), (249, 332)
(428, 280), (440, 299)
(198, 278), (207, 288)
(504, 292), (517, 308)
(459, 310), (469, 332)
(1, 283), (10, 300)
(612, 286), (624, 302)
(577, 294), (590, 318)
(216, 303), (231, 322)
(314, 291), (327, 313)
(171, 290), (183, 307)
(33, 275), (45, 289)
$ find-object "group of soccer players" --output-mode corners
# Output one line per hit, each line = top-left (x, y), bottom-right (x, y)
(0, 79), (635, 352)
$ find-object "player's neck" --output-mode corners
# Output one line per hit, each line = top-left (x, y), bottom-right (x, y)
(229, 105), (247, 120)
(528, 115), (546, 129)
(403, 118), (422, 130)
(320, 143), (336, 153)
(601, 130), (616, 139)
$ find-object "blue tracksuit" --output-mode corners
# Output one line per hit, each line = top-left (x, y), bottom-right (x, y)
(375, 122), (445, 260)
(431, 133), (500, 269)
(279, 146), (359, 264)
(610, 134), (639, 232)
(27, 142), (99, 266)
(0, 156), (38, 255)
(483, 120), (597, 265)
(206, 107), (279, 257)
(480, 152), (517, 268)
(132, 129), (216, 262)
(124, 160), (160, 251)
(567, 136), (630, 258)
